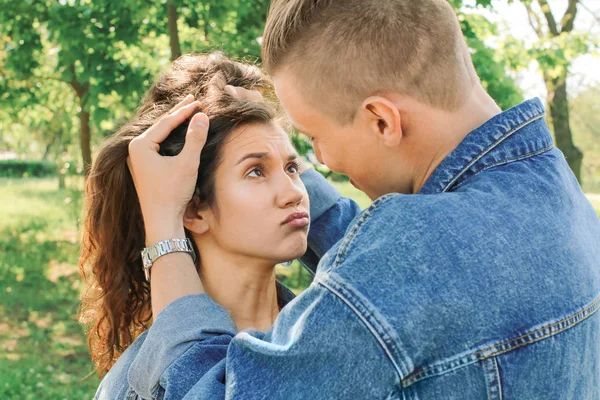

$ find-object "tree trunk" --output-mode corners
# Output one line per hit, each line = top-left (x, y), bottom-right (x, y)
(69, 65), (92, 178)
(167, 2), (182, 61)
(546, 73), (583, 183)
(79, 106), (92, 177)
(42, 134), (56, 160)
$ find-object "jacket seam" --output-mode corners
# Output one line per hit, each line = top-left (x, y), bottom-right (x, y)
(452, 144), (554, 191)
(443, 113), (546, 192)
(482, 356), (503, 400)
(329, 193), (397, 272)
(318, 279), (406, 388)
(402, 293), (600, 386)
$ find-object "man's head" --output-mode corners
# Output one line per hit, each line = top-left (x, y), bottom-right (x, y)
(263, 0), (486, 198)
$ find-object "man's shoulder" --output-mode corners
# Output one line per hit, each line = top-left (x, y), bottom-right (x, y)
(345, 191), (478, 243)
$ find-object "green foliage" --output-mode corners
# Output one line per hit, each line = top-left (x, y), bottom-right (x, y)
(0, 0), (154, 111)
(459, 12), (524, 108)
(176, 0), (270, 58)
(529, 31), (598, 79)
(498, 0), (599, 79)
(0, 160), (56, 178)
(445, 1), (526, 109)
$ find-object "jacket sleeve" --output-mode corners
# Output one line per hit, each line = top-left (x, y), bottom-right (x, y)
(299, 169), (362, 274)
(128, 285), (399, 400)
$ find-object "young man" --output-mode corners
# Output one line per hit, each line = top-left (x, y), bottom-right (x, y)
(118, 0), (600, 398)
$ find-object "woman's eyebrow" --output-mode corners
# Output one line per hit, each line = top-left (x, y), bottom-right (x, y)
(236, 152), (299, 165)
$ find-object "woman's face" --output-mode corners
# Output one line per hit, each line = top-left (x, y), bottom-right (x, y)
(201, 122), (310, 264)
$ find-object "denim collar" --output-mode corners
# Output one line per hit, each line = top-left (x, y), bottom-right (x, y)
(420, 98), (552, 195)
(276, 280), (296, 309)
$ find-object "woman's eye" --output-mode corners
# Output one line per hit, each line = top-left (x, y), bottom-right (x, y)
(287, 162), (300, 174)
(248, 168), (264, 178)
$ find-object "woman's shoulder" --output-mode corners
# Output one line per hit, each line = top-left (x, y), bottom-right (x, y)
(94, 330), (149, 400)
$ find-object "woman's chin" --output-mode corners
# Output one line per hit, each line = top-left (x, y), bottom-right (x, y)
(274, 244), (308, 265)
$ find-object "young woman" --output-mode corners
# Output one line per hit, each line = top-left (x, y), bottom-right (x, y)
(79, 54), (348, 398)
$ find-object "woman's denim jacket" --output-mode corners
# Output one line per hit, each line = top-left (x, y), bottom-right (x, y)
(96, 98), (600, 399)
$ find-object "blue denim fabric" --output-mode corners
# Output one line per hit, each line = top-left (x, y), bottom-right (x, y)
(95, 98), (600, 399)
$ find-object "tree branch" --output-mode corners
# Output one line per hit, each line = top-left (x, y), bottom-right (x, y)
(68, 64), (89, 100)
(579, 1), (600, 25)
(560, 0), (579, 33)
(524, 3), (544, 38)
(536, 0), (560, 36)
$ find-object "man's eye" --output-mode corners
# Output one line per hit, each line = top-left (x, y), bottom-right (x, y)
(287, 162), (300, 174)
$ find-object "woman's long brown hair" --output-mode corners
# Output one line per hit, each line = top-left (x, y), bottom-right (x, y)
(79, 53), (276, 375)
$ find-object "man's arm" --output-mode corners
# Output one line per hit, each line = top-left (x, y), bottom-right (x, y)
(128, 285), (398, 399)
(299, 168), (362, 274)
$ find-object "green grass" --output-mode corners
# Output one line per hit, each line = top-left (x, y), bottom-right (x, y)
(0, 177), (598, 399)
(0, 178), (97, 399)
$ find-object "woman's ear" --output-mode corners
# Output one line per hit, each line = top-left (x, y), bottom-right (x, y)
(361, 96), (403, 148)
(183, 201), (210, 235)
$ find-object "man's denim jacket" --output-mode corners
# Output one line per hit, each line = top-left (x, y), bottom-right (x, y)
(96, 98), (600, 399)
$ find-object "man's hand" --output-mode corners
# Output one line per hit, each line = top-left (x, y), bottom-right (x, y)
(224, 85), (265, 103)
(126, 94), (209, 245)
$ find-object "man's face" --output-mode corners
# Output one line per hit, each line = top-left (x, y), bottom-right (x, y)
(273, 70), (382, 198)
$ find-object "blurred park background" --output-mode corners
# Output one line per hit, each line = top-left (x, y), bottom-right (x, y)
(0, 0), (599, 398)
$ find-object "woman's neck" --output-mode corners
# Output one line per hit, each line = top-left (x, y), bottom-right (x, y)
(198, 247), (280, 332)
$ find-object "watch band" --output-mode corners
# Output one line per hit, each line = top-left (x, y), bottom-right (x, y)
(141, 238), (197, 282)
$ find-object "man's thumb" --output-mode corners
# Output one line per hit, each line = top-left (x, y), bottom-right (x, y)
(180, 113), (209, 167)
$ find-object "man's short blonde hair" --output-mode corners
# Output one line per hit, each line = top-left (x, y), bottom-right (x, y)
(262, 0), (479, 124)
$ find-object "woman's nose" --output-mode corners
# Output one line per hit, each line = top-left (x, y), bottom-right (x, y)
(277, 175), (305, 208)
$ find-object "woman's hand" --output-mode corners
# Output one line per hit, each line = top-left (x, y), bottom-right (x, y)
(127, 95), (210, 245)
(126, 94), (208, 317)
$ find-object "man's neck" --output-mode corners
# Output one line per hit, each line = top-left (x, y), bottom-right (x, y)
(196, 242), (280, 332)
(409, 85), (502, 193)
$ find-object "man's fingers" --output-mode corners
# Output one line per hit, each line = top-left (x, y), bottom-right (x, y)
(143, 101), (201, 144)
(178, 113), (210, 170)
(224, 85), (238, 97)
(225, 85), (264, 103)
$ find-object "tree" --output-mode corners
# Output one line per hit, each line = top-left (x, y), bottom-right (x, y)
(168, 0), (270, 60)
(167, 1), (182, 61)
(569, 85), (600, 192)
(513, 0), (596, 182)
(0, 0), (154, 176)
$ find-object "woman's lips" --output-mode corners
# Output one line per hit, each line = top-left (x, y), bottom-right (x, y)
(286, 217), (310, 228)
(283, 212), (310, 228)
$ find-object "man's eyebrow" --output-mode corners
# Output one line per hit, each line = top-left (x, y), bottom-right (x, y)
(236, 152), (299, 165)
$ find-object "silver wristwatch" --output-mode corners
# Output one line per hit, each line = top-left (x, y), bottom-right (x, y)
(141, 238), (197, 282)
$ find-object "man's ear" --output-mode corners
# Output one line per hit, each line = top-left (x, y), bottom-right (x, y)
(360, 96), (403, 147)
(183, 203), (210, 235)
